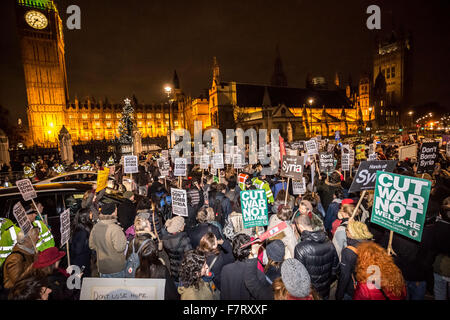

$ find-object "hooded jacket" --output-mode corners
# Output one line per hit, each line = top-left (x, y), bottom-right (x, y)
(89, 215), (127, 274)
(294, 230), (339, 298)
(317, 180), (342, 212)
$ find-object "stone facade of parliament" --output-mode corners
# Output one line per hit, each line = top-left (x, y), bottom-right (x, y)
(16, 0), (411, 147)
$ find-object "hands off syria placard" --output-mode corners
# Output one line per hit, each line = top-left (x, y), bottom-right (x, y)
(371, 171), (431, 242)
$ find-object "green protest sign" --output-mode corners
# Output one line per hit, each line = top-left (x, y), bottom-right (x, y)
(240, 190), (269, 229)
(371, 171), (431, 242)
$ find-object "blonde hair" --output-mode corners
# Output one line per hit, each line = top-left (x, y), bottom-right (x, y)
(197, 207), (215, 223)
(338, 204), (356, 219)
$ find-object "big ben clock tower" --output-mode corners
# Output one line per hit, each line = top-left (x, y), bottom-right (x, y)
(15, 0), (68, 146)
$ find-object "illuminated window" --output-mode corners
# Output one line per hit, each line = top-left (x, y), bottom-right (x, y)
(96, 122), (100, 127)
(174, 121), (179, 126)
(82, 114), (88, 119)
(138, 121), (143, 127)
(165, 121), (169, 126)
(106, 114), (111, 119)
(69, 115), (73, 119)
(137, 114), (143, 119)
(106, 122), (112, 128)
(165, 114), (169, 119)
(116, 113), (121, 118)
(94, 114), (100, 119)
(156, 114), (161, 119)
(83, 122), (88, 130)
(147, 113), (152, 119)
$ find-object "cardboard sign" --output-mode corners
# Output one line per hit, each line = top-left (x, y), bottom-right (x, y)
(348, 160), (397, 193)
(80, 278), (165, 300)
(240, 190), (269, 229)
(200, 155), (210, 170)
(399, 144), (418, 161)
(281, 155), (304, 180)
(371, 172), (431, 242)
(356, 144), (367, 160)
(292, 178), (306, 195)
(305, 139), (318, 155)
(16, 179), (37, 201)
(417, 142), (439, 174)
(171, 188), (188, 217)
(12, 202), (32, 235)
(213, 153), (224, 169)
(96, 169), (109, 192)
(60, 209), (70, 247)
(319, 152), (335, 173)
(174, 158), (187, 177)
(123, 156), (138, 174)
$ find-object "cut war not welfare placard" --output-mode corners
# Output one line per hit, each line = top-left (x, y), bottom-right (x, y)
(240, 190), (268, 229)
(371, 171), (431, 242)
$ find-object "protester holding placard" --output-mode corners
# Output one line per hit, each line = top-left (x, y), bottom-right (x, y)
(2, 227), (39, 290)
(268, 206), (297, 259)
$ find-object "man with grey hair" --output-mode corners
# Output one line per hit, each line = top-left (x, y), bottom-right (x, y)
(2, 226), (40, 290)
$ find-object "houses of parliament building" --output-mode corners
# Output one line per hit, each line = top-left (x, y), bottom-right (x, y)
(15, 0), (412, 147)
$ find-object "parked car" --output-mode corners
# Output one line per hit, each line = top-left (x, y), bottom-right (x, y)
(35, 170), (133, 191)
(0, 182), (124, 246)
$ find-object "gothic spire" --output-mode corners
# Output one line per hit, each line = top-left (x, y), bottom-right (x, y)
(173, 70), (180, 89)
(270, 44), (288, 87)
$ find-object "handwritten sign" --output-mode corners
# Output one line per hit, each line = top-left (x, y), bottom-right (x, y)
(80, 278), (165, 300)
(12, 202), (32, 235)
(123, 156), (138, 174)
(60, 209), (70, 247)
(16, 179), (37, 201)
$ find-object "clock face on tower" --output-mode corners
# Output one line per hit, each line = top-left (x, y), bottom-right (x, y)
(24, 10), (48, 30)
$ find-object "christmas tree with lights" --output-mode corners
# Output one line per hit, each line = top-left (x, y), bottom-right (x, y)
(118, 98), (134, 145)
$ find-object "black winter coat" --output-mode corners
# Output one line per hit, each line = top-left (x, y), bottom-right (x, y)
(187, 223), (222, 249)
(205, 239), (234, 291)
(161, 232), (192, 281)
(294, 230), (339, 299)
(243, 258), (274, 300)
(70, 227), (92, 277)
(117, 199), (136, 231)
(220, 260), (252, 300)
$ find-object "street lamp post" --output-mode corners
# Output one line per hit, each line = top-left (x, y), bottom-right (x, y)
(408, 111), (414, 130)
(164, 86), (173, 149)
(308, 98), (314, 138)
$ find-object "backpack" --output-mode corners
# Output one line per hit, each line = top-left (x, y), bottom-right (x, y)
(125, 238), (151, 278)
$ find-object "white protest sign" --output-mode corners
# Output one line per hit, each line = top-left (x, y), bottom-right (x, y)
(306, 139), (319, 155)
(158, 159), (170, 177)
(161, 150), (169, 160)
(174, 158), (187, 177)
(213, 153), (224, 169)
(80, 278), (165, 300)
(60, 209), (70, 247)
(286, 148), (298, 156)
(123, 156), (138, 174)
(12, 202), (32, 235)
(292, 178), (306, 195)
(200, 155), (210, 170)
(16, 179), (37, 201)
(349, 149), (355, 166)
(341, 154), (350, 171)
(233, 153), (244, 169)
(399, 144), (418, 161)
(171, 188), (188, 217)
(368, 153), (377, 161)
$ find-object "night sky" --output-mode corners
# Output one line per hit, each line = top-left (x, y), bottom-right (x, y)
(1, 0), (449, 124)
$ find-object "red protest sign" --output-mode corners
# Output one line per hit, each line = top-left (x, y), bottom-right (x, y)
(240, 221), (288, 249)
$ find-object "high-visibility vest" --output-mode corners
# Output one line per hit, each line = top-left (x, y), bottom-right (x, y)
(238, 173), (249, 191)
(0, 220), (20, 267)
(32, 220), (55, 252)
(251, 177), (274, 204)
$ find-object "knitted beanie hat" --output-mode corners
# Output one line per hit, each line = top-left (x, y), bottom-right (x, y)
(266, 240), (285, 263)
(165, 216), (185, 234)
(281, 259), (311, 298)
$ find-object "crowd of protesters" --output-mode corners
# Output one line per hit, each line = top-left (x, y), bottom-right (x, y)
(0, 137), (449, 301)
